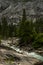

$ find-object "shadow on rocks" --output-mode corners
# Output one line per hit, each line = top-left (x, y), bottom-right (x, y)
(34, 62), (43, 65)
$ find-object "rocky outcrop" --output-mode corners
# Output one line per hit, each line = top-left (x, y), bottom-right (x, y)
(0, 0), (43, 22)
(0, 48), (39, 65)
(34, 62), (43, 65)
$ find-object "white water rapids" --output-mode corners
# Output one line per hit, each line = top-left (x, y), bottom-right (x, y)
(10, 46), (43, 62)
(1, 40), (43, 62)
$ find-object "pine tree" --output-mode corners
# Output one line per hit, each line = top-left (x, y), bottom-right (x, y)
(35, 18), (43, 33)
(18, 8), (35, 47)
(13, 25), (17, 37)
(18, 9), (26, 37)
(22, 8), (27, 22)
(8, 23), (14, 37)
(18, 9), (31, 46)
(0, 22), (2, 36)
(8, 23), (17, 44)
(1, 16), (8, 39)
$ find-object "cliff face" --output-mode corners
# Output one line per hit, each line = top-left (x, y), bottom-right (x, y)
(0, 0), (43, 21)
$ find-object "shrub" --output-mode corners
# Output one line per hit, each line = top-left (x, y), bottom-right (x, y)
(32, 33), (43, 48)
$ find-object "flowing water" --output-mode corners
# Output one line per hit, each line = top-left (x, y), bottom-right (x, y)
(10, 46), (43, 62)
(1, 40), (43, 62)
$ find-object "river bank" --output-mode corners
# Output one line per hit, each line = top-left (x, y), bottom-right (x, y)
(19, 45), (43, 56)
(0, 47), (41, 65)
(0, 39), (43, 65)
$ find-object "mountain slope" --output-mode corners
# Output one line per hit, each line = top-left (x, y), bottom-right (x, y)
(0, 0), (43, 20)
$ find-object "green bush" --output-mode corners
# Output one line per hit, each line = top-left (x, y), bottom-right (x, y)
(32, 33), (43, 48)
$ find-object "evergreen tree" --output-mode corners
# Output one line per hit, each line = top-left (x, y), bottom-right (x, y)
(8, 23), (14, 45)
(8, 23), (17, 44)
(22, 8), (27, 22)
(35, 18), (43, 33)
(0, 22), (2, 36)
(13, 24), (17, 37)
(18, 9), (26, 37)
(1, 16), (8, 39)
(18, 9), (33, 46)
(8, 23), (14, 38)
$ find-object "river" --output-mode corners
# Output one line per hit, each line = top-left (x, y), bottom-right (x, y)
(1, 40), (43, 62)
